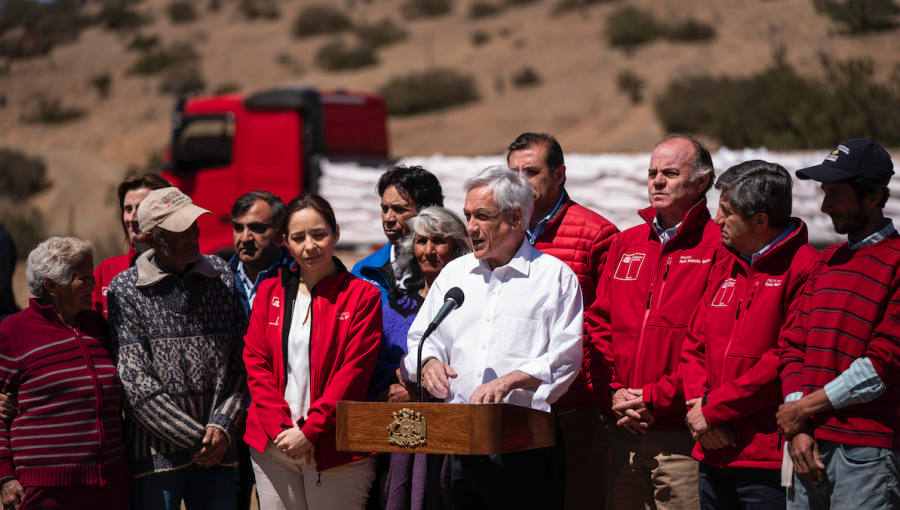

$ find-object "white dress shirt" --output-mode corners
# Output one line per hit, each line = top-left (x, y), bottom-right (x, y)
(284, 292), (312, 424)
(401, 240), (583, 412)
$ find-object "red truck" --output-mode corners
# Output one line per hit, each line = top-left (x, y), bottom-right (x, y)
(161, 86), (390, 257)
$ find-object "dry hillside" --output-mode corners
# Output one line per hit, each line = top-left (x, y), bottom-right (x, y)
(1, 0), (899, 274)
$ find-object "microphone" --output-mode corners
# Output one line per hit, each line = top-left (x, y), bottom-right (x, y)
(417, 287), (465, 402)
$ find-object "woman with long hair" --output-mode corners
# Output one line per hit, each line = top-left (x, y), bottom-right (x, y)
(91, 173), (171, 318)
(243, 194), (381, 510)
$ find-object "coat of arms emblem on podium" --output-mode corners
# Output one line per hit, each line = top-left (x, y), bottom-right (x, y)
(387, 408), (427, 447)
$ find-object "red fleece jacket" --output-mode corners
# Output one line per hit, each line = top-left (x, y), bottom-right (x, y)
(92, 247), (140, 319)
(243, 263), (382, 471)
(587, 201), (723, 429)
(682, 221), (819, 468)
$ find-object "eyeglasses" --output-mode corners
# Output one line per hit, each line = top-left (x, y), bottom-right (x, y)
(233, 221), (274, 234)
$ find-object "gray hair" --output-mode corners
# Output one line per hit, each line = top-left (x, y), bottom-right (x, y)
(463, 166), (534, 227)
(716, 160), (792, 229)
(26, 237), (95, 298)
(148, 226), (173, 257)
(657, 133), (716, 194)
(394, 207), (472, 295)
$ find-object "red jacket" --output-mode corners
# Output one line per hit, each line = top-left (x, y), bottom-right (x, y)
(243, 260), (382, 471)
(587, 201), (722, 429)
(682, 221), (819, 468)
(92, 246), (140, 318)
(533, 194), (619, 411)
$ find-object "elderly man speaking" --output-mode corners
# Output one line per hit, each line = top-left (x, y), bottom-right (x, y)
(107, 187), (248, 510)
(403, 166), (583, 509)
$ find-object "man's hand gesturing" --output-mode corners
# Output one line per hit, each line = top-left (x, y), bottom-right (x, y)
(420, 360), (457, 400)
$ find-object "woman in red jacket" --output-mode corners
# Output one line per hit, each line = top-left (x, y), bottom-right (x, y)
(91, 173), (171, 318)
(243, 194), (382, 510)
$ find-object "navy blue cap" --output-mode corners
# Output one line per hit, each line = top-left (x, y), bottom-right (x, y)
(796, 138), (894, 186)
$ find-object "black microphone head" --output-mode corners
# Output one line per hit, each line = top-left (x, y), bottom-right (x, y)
(444, 287), (464, 308)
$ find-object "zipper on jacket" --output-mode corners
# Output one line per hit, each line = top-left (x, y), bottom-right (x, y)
(67, 321), (107, 480)
(632, 254), (666, 387)
(655, 257), (673, 309)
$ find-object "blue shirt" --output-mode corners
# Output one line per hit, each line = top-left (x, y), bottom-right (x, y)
(228, 247), (293, 317)
(526, 192), (566, 246)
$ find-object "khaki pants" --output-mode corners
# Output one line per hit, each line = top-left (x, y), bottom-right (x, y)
(558, 406), (612, 510)
(250, 442), (375, 510)
(608, 427), (700, 510)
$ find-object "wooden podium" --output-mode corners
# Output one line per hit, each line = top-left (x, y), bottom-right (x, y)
(336, 401), (556, 455)
(336, 401), (556, 510)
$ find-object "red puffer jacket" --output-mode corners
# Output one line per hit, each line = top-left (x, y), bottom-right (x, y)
(587, 201), (723, 429)
(92, 246), (140, 318)
(534, 195), (619, 411)
(682, 221), (819, 468)
(243, 259), (382, 471)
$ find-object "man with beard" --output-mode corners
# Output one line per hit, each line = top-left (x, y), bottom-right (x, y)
(776, 139), (900, 510)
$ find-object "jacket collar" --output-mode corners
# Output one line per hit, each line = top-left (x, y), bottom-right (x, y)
(724, 219), (809, 271)
(638, 199), (711, 245)
(538, 191), (573, 233)
(472, 236), (532, 277)
(27, 298), (90, 328)
(280, 256), (349, 294)
(135, 249), (222, 288)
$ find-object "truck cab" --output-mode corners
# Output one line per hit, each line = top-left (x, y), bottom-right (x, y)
(161, 86), (389, 257)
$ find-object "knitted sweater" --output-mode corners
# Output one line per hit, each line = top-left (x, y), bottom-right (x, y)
(780, 232), (900, 450)
(369, 291), (425, 401)
(0, 300), (128, 486)
(107, 251), (249, 477)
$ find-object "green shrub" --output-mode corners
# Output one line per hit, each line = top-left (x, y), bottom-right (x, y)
(667, 19), (716, 41)
(617, 70), (644, 103)
(90, 73), (112, 99)
(315, 40), (378, 70)
(0, 204), (48, 260)
(355, 18), (408, 48)
(159, 64), (205, 96)
(379, 68), (479, 115)
(0, 149), (51, 201)
(20, 94), (86, 124)
(167, 1), (198, 23)
(95, 4), (149, 31)
(511, 66), (541, 88)
(604, 7), (665, 47)
(127, 42), (199, 75)
(471, 29), (490, 46)
(401, 0), (454, 19)
(0, 0), (87, 58)
(654, 58), (900, 149)
(127, 34), (160, 51)
(470, 1), (504, 18)
(506, 0), (540, 5)
(275, 52), (305, 74)
(239, 0), (280, 20)
(551, 0), (616, 16)
(293, 5), (352, 38)
(214, 82), (241, 94)
(827, 0), (899, 31)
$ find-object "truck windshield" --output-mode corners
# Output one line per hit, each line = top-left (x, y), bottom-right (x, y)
(172, 115), (235, 173)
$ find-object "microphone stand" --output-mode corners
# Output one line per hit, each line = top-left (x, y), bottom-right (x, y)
(416, 328), (442, 510)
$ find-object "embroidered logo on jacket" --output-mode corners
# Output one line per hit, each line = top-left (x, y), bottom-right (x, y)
(338, 311), (350, 321)
(102, 287), (108, 296)
(711, 278), (737, 307)
(614, 253), (646, 281)
(765, 278), (783, 287)
(269, 316), (279, 326)
(272, 297), (280, 307)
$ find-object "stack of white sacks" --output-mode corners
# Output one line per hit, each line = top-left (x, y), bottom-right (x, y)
(320, 147), (900, 248)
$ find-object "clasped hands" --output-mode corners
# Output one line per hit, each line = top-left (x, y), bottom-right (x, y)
(275, 425), (315, 465)
(611, 388), (655, 435)
(684, 398), (736, 450)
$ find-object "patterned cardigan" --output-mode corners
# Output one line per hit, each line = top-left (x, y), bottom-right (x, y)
(107, 250), (248, 478)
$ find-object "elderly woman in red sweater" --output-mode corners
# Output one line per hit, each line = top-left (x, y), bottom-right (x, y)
(0, 237), (131, 510)
(243, 194), (381, 510)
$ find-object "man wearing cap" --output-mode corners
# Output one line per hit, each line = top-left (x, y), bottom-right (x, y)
(107, 187), (249, 510)
(775, 139), (900, 509)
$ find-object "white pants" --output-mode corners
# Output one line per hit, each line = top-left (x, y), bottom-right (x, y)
(250, 442), (376, 510)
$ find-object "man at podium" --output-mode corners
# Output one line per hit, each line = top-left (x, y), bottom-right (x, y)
(401, 166), (584, 509)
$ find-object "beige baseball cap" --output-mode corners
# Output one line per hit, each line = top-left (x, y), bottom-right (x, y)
(137, 187), (210, 234)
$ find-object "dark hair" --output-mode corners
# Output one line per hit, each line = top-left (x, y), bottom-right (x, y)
(376, 165), (444, 210)
(279, 194), (338, 238)
(117, 173), (172, 243)
(657, 133), (716, 194)
(847, 175), (890, 209)
(506, 132), (565, 171)
(231, 190), (286, 225)
(715, 160), (792, 229)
